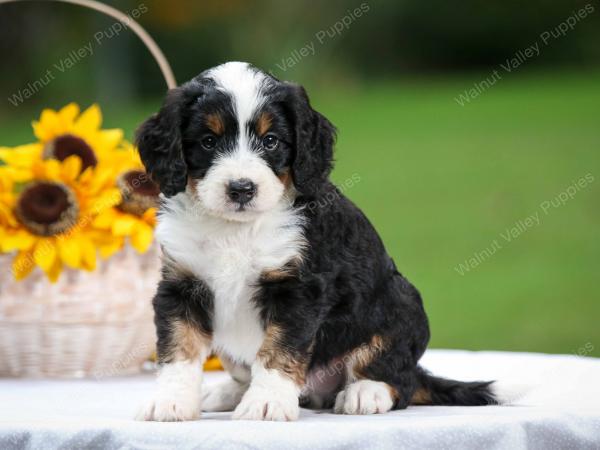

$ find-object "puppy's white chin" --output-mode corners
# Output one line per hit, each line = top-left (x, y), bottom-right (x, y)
(212, 207), (264, 223)
(197, 191), (285, 223)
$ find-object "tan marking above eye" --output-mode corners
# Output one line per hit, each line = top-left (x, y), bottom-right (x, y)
(205, 113), (225, 135)
(256, 112), (273, 136)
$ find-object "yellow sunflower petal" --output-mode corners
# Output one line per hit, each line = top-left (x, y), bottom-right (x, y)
(130, 148), (143, 167)
(131, 222), (153, 253)
(85, 167), (114, 195)
(46, 256), (63, 283)
(141, 207), (157, 226)
(33, 238), (57, 272)
(32, 159), (61, 181)
(80, 238), (97, 271)
(97, 129), (124, 152)
(0, 170), (13, 191)
(0, 204), (19, 228)
(112, 215), (138, 236)
(87, 189), (122, 214)
(1, 229), (36, 252)
(98, 237), (124, 259)
(0, 165), (33, 183)
(57, 103), (80, 126)
(92, 208), (117, 229)
(74, 104), (102, 136)
(78, 165), (94, 184)
(0, 143), (43, 167)
(31, 161), (45, 179)
(12, 250), (35, 281)
(57, 237), (81, 269)
(60, 155), (82, 182)
(113, 143), (141, 167)
(32, 109), (61, 141)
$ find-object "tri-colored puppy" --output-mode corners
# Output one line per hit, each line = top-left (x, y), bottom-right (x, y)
(136, 62), (507, 421)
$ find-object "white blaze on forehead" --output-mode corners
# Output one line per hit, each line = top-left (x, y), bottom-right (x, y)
(194, 62), (285, 222)
(206, 61), (271, 141)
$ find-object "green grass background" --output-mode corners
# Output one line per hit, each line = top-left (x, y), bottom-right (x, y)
(1, 70), (599, 355)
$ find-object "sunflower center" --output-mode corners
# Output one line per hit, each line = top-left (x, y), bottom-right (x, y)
(16, 182), (79, 236)
(117, 170), (159, 216)
(123, 170), (160, 197)
(45, 134), (97, 171)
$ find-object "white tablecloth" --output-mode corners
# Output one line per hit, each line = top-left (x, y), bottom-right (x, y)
(1, 350), (599, 450)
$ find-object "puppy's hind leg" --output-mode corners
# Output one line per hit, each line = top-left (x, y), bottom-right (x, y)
(333, 336), (414, 415)
(334, 272), (433, 415)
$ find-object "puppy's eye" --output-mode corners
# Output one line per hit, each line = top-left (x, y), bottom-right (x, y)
(201, 135), (217, 150)
(262, 134), (279, 150)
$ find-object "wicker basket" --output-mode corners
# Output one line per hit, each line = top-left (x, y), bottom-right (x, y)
(0, 245), (160, 378)
(0, 0), (176, 378)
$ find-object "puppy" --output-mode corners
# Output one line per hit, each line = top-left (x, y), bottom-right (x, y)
(136, 62), (505, 421)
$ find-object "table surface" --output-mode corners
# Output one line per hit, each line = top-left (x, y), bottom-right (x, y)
(1, 349), (599, 450)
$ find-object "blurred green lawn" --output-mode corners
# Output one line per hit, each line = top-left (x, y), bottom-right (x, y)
(2, 70), (599, 355)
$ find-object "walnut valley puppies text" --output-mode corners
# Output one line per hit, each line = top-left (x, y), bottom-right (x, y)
(7, 3), (148, 107)
(454, 174), (595, 275)
(271, 2), (370, 74)
(454, 3), (596, 106)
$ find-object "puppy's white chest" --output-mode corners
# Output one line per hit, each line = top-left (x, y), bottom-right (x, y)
(202, 235), (268, 364)
(156, 196), (304, 364)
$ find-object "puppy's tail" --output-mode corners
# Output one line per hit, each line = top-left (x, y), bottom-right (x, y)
(412, 366), (526, 406)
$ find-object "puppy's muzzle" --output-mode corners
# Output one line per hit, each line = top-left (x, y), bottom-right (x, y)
(227, 178), (257, 205)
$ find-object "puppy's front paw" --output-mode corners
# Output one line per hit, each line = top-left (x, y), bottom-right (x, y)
(232, 387), (299, 421)
(136, 360), (204, 421)
(136, 395), (201, 422)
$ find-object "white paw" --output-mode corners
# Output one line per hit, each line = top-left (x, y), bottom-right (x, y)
(232, 387), (299, 421)
(202, 379), (248, 412)
(334, 380), (394, 415)
(135, 394), (201, 422)
(135, 360), (203, 421)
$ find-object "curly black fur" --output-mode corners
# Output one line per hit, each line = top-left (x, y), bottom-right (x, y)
(137, 62), (498, 411)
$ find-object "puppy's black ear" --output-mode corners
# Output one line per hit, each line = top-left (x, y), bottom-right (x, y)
(136, 85), (194, 197)
(284, 83), (336, 199)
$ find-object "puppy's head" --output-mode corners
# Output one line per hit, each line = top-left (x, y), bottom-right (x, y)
(136, 61), (335, 222)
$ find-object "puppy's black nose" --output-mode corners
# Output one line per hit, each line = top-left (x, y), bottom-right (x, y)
(227, 178), (256, 204)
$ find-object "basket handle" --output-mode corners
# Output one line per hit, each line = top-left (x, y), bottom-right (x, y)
(0, 0), (176, 89)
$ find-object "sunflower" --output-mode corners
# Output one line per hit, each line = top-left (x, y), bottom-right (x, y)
(1, 157), (121, 282)
(0, 143), (42, 182)
(0, 103), (123, 176)
(0, 168), (18, 251)
(91, 141), (159, 256)
(93, 205), (157, 256)
(0, 167), (17, 228)
(114, 143), (159, 214)
(1, 103), (159, 282)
